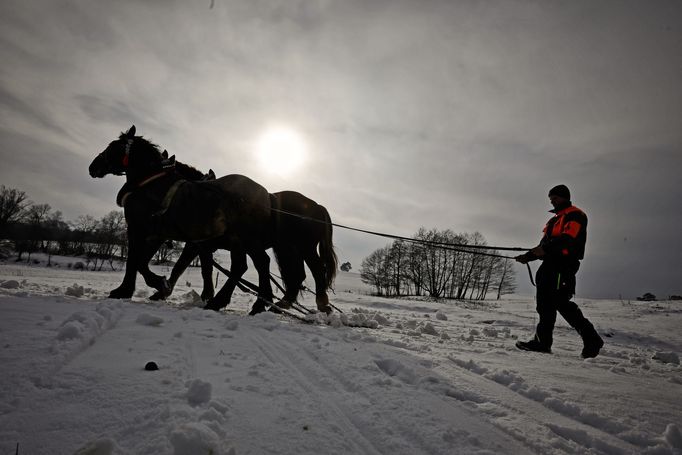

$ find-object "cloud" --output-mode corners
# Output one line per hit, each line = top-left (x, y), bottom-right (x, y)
(1, 0), (680, 298)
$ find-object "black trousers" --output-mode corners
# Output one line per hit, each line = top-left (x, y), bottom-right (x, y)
(534, 260), (597, 348)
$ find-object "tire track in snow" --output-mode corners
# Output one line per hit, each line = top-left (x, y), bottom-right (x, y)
(249, 329), (385, 455)
(249, 326), (531, 454)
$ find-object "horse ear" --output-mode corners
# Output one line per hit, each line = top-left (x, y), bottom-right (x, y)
(168, 155), (176, 164)
(208, 169), (216, 179)
(162, 149), (169, 159)
(126, 125), (136, 137)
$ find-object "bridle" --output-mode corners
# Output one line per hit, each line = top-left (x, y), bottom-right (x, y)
(98, 137), (133, 176)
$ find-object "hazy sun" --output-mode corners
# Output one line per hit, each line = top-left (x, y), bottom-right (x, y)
(256, 126), (306, 176)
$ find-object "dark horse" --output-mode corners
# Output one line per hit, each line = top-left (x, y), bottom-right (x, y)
(90, 127), (337, 312)
(150, 153), (338, 313)
(89, 125), (276, 313)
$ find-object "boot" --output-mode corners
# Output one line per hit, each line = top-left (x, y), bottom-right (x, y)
(575, 319), (604, 359)
(516, 337), (552, 354)
(581, 334), (604, 359)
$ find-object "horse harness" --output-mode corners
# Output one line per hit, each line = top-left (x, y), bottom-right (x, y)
(116, 163), (186, 218)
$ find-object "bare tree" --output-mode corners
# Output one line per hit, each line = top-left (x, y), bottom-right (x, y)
(407, 228), (428, 296)
(0, 186), (30, 236)
(23, 204), (52, 263)
(153, 240), (181, 265)
(361, 227), (516, 301)
(44, 210), (68, 266)
(494, 258), (517, 299)
(96, 211), (126, 270)
(72, 215), (99, 267)
(387, 240), (409, 296)
(360, 246), (390, 295)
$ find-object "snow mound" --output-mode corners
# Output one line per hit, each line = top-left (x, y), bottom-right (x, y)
(186, 379), (213, 406)
(74, 437), (120, 455)
(482, 327), (498, 337)
(652, 351), (679, 365)
(135, 313), (164, 327)
(323, 311), (381, 328)
(375, 358), (419, 385)
(224, 319), (239, 331)
(65, 283), (85, 297)
(0, 280), (20, 289)
(420, 322), (439, 336)
(169, 422), (222, 455)
(56, 304), (121, 342)
(181, 290), (203, 307)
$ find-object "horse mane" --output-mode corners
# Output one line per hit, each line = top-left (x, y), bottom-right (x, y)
(174, 161), (206, 181)
(117, 132), (206, 180)
(119, 132), (161, 150)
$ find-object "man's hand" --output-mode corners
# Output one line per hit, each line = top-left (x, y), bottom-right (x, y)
(515, 246), (544, 264)
(515, 254), (530, 264)
(530, 246), (545, 257)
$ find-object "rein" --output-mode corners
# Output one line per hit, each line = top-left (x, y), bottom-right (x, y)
(269, 206), (527, 259)
(269, 205), (538, 286)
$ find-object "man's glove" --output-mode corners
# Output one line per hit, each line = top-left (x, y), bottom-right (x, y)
(515, 251), (538, 264)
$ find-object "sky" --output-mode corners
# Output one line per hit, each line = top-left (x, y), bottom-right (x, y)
(1, 0), (681, 299)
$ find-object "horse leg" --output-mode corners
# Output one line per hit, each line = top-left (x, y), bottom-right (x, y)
(108, 226), (139, 298)
(304, 249), (332, 314)
(109, 253), (137, 298)
(136, 237), (171, 298)
(274, 245), (305, 308)
(198, 248), (215, 301)
(247, 249), (274, 316)
(109, 227), (153, 299)
(205, 250), (247, 311)
(150, 242), (198, 300)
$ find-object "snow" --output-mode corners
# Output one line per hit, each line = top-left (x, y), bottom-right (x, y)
(1, 258), (681, 454)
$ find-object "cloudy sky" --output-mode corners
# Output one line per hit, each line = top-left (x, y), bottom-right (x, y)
(1, 0), (680, 299)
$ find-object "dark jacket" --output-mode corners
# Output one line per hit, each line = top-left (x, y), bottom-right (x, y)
(540, 203), (587, 262)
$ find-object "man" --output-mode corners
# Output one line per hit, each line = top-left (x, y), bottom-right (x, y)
(515, 184), (604, 358)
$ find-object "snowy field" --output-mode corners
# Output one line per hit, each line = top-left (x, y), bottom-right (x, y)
(1, 256), (681, 455)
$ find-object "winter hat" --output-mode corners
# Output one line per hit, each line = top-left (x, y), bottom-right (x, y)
(548, 184), (570, 200)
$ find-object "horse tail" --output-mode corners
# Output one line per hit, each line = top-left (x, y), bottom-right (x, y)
(318, 205), (337, 289)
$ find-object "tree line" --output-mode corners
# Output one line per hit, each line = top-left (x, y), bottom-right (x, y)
(0, 185), (180, 270)
(359, 228), (516, 300)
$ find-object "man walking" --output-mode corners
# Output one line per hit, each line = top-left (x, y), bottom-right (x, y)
(515, 184), (604, 358)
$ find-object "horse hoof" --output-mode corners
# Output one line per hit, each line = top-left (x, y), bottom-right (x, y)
(203, 302), (221, 312)
(157, 278), (172, 299)
(248, 300), (268, 316)
(109, 288), (134, 299)
(150, 285), (172, 301)
(149, 291), (166, 301)
(277, 299), (294, 309)
(204, 298), (226, 312)
(201, 291), (215, 302)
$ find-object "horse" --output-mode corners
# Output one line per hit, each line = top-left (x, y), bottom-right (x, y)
(89, 125), (276, 313)
(268, 190), (337, 312)
(89, 126), (337, 314)
(136, 154), (338, 313)
(112, 155), (218, 302)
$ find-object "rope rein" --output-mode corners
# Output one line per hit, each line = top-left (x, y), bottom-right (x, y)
(269, 207), (528, 260)
(270, 206), (537, 288)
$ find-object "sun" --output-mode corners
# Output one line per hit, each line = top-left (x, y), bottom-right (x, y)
(256, 126), (307, 176)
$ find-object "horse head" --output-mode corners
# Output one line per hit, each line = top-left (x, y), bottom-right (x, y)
(89, 125), (165, 180)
